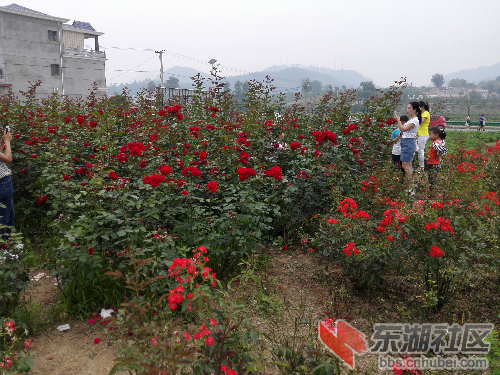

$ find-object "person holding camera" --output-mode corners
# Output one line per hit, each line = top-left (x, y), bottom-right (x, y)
(0, 127), (14, 242)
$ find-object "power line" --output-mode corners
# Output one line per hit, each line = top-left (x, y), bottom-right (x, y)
(107, 56), (156, 82)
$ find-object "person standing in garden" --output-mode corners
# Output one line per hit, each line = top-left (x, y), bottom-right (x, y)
(425, 126), (448, 192)
(478, 114), (486, 131)
(387, 115), (408, 178)
(416, 101), (430, 172)
(465, 114), (471, 128)
(0, 127), (14, 242)
(395, 102), (421, 193)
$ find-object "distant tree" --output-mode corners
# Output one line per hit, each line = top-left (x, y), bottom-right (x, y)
(470, 91), (483, 100)
(448, 78), (475, 88)
(233, 80), (249, 102)
(301, 78), (312, 94)
(359, 81), (376, 91)
(311, 80), (323, 95)
(431, 74), (445, 87)
(325, 84), (333, 92)
(147, 80), (156, 90)
(223, 81), (231, 92)
(166, 76), (180, 88)
(497, 76), (500, 81)
(301, 78), (312, 103)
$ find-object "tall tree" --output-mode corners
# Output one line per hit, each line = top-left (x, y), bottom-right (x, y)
(301, 78), (312, 102)
(311, 80), (323, 95)
(166, 76), (180, 88)
(431, 74), (445, 88)
(146, 80), (156, 90)
(359, 81), (376, 91)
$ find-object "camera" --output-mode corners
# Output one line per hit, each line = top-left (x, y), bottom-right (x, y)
(4, 126), (9, 134)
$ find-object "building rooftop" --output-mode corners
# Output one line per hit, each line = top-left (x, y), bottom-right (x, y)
(4, 3), (48, 15)
(64, 20), (96, 31)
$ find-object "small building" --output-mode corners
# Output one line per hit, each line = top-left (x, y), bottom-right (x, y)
(0, 3), (107, 98)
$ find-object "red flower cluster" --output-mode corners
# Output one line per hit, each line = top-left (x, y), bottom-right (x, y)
(312, 130), (337, 145)
(181, 166), (201, 178)
(206, 181), (218, 193)
(290, 141), (301, 150)
(457, 162), (476, 172)
(36, 195), (48, 203)
(264, 165), (282, 181)
(429, 245), (444, 258)
(344, 242), (359, 256)
(159, 104), (183, 120)
(478, 191), (500, 206)
(158, 165), (173, 175)
(337, 198), (369, 219)
(342, 123), (359, 135)
(143, 174), (165, 188)
(220, 366), (237, 375)
(360, 176), (379, 192)
(377, 208), (406, 234)
(237, 152), (249, 164)
(237, 167), (256, 181)
(121, 142), (146, 157)
(109, 171), (119, 180)
(424, 217), (454, 236)
(167, 246), (216, 310)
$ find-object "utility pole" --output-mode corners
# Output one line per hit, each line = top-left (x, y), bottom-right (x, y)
(155, 50), (165, 88)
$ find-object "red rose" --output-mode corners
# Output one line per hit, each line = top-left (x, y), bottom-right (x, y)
(130, 146), (142, 156)
(429, 246), (444, 258)
(158, 165), (173, 175)
(206, 181), (218, 193)
(109, 172), (119, 180)
(290, 142), (301, 150)
(237, 167), (256, 181)
(63, 175), (70, 181)
(36, 195), (48, 203)
(237, 152), (249, 164)
(264, 166), (282, 181)
(88, 248), (94, 255)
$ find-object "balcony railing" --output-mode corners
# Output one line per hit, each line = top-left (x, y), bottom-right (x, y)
(63, 47), (106, 59)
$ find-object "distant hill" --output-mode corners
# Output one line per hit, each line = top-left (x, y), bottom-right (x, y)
(107, 65), (373, 95)
(444, 62), (500, 84)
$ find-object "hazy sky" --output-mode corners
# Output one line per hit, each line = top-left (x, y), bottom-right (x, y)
(8, 0), (500, 87)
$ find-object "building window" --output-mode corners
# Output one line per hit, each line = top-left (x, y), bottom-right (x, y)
(51, 64), (60, 76)
(48, 30), (57, 42)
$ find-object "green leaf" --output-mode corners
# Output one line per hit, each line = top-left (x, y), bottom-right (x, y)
(241, 331), (249, 345)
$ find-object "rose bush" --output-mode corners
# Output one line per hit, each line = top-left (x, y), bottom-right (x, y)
(0, 75), (406, 313)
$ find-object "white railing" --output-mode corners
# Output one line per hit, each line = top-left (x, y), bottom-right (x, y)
(63, 48), (106, 58)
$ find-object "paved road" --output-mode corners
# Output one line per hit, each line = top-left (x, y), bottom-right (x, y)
(446, 125), (500, 132)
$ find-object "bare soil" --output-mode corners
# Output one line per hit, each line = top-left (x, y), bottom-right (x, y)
(25, 249), (498, 374)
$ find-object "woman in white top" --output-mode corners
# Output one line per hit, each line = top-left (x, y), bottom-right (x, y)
(394, 101), (422, 184)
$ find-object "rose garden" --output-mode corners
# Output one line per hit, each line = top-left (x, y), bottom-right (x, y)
(1, 73), (500, 374)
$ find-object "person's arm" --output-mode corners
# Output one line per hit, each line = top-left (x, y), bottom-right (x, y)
(0, 130), (13, 163)
(387, 133), (401, 146)
(397, 117), (416, 132)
